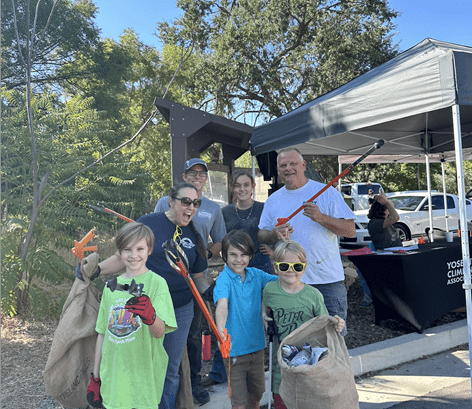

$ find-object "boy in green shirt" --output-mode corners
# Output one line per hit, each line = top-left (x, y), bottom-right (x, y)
(87, 223), (177, 409)
(263, 241), (345, 409)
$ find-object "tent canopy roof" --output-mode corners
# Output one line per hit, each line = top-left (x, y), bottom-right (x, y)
(250, 39), (472, 157)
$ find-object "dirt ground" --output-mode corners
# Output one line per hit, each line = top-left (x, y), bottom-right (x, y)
(1, 278), (467, 409)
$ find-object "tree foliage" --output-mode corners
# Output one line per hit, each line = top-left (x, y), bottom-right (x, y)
(1, 86), (154, 315)
(159, 0), (399, 120)
(1, 0), (100, 90)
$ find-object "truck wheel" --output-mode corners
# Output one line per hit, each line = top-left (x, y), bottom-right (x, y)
(393, 223), (410, 241)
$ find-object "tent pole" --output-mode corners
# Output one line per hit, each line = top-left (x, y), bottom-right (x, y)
(441, 157), (449, 232)
(425, 153), (434, 242)
(452, 104), (472, 396)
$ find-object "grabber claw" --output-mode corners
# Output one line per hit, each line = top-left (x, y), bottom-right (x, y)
(162, 239), (231, 358)
(106, 277), (144, 297)
(162, 240), (189, 278)
(71, 229), (98, 260)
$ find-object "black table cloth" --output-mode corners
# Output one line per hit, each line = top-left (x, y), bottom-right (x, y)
(347, 239), (468, 333)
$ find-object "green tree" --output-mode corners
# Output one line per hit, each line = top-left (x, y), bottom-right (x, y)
(159, 0), (398, 120)
(1, 1), (158, 314)
(1, 0), (100, 90)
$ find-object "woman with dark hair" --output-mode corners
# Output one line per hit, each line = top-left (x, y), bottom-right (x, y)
(367, 191), (402, 250)
(222, 170), (272, 273)
(94, 182), (208, 409)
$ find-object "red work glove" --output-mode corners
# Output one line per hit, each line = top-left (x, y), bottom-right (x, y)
(86, 373), (104, 408)
(125, 294), (156, 325)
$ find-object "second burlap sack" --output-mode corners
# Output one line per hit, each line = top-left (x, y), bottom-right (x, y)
(43, 253), (101, 408)
(277, 315), (359, 409)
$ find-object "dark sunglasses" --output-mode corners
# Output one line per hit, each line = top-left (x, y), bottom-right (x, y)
(186, 170), (208, 177)
(275, 262), (306, 272)
(175, 196), (202, 208)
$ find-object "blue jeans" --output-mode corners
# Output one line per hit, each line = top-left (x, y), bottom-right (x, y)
(187, 300), (203, 388)
(310, 281), (348, 337)
(208, 348), (228, 383)
(159, 300), (194, 409)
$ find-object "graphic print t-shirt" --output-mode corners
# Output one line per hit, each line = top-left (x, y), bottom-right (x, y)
(262, 280), (328, 394)
(95, 271), (177, 409)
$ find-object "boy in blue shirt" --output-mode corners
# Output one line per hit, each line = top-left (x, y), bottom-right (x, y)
(214, 230), (277, 409)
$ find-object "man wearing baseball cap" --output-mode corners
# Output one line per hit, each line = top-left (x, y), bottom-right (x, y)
(154, 158), (227, 405)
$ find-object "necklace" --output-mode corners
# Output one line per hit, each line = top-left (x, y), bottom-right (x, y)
(235, 202), (254, 220)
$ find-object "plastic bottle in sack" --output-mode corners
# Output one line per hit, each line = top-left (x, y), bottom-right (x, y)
(281, 344), (301, 360)
(288, 343), (312, 368)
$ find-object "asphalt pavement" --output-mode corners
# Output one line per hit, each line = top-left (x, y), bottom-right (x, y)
(200, 319), (471, 408)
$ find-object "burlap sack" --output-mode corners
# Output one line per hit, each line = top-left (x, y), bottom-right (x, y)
(277, 315), (359, 409)
(43, 253), (101, 408)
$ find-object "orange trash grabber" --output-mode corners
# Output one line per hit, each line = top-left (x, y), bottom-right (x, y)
(162, 239), (231, 359)
(276, 139), (385, 226)
(71, 229), (98, 260)
(88, 203), (135, 223)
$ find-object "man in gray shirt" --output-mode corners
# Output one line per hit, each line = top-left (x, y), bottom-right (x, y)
(154, 158), (226, 405)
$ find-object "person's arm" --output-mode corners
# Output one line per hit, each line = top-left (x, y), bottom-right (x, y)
(376, 192), (400, 228)
(193, 272), (210, 294)
(208, 241), (222, 259)
(97, 250), (126, 278)
(302, 202), (356, 237)
(261, 299), (272, 331)
(215, 298), (229, 346)
(92, 333), (105, 378)
(148, 315), (166, 339)
(209, 205), (226, 258)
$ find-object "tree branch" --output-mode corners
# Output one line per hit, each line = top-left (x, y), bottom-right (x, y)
(10, 0), (27, 68)
(32, 0), (59, 62)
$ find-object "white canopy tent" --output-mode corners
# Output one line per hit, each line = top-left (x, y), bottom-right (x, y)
(250, 39), (472, 388)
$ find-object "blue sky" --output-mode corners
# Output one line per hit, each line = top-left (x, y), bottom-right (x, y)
(92, 0), (471, 51)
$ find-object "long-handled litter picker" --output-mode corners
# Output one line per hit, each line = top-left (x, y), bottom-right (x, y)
(88, 203), (135, 223)
(275, 139), (385, 226)
(162, 239), (232, 360)
(71, 206), (135, 261)
(267, 310), (276, 409)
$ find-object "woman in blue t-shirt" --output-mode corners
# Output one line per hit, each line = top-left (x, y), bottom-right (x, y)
(95, 182), (208, 409)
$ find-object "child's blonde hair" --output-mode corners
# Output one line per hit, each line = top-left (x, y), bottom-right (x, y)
(115, 222), (155, 254)
(272, 241), (307, 264)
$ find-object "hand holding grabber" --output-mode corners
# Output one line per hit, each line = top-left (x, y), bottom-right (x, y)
(276, 139), (385, 227)
(162, 240), (231, 359)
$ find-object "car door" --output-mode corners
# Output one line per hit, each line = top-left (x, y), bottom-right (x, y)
(391, 195), (425, 236)
(420, 195), (458, 232)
